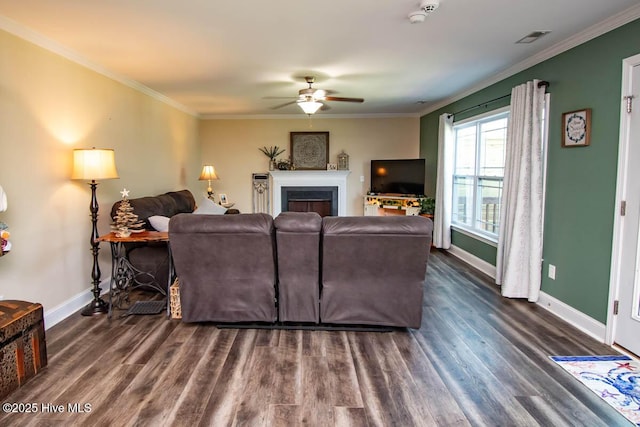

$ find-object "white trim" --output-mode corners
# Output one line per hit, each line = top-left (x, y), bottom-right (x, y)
(43, 279), (110, 329)
(606, 52), (640, 345)
(447, 245), (496, 279)
(0, 15), (198, 118)
(537, 292), (606, 342)
(269, 170), (350, 217)
(419, 3), (640, 117)
(447, 244), (606, 342)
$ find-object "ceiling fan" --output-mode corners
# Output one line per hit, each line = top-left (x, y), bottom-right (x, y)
(271, 76), (364, 114)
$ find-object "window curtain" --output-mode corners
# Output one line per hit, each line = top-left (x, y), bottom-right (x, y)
(434, 113), (454, 249)
(496, 80), (545, 302)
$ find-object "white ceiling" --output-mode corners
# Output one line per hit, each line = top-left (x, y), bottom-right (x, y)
(1, 0), (639, 117)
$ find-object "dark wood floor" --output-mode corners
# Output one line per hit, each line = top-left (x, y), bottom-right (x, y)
(1, 250), (628, 426)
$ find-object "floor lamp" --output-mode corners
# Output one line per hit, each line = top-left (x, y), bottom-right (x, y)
(72, 148), (119, 316)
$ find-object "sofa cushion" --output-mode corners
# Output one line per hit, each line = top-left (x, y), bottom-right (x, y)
(148, 215), (170, 232)
(274, 211), (322, 233)
(322, 215), (432, 236)
(193, 197), (227, 215)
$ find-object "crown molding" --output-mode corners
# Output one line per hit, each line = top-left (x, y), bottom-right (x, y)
(0, 15), (199, 118)
(200, 113), (420, 120)
(418, 4), (640, 117)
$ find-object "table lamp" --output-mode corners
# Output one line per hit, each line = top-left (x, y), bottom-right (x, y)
(199, 165), (219, 199)
(72, 148), (119, 316)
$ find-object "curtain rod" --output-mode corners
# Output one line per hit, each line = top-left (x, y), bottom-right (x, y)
(449, 80), (549, 118)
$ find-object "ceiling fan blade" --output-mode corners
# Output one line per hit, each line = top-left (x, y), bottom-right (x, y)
(270, 100), (298, 110)
(325, 96), (364, 103)
(263, 96), (298, 99)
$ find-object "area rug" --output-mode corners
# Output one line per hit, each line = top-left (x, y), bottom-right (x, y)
(551, 355), (640, 426)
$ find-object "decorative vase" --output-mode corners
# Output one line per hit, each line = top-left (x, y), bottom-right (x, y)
(338, 150), (349, 170)
(269, 159), (276, 171)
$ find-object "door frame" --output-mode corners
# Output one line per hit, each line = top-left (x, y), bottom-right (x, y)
(605, 52), (640, 345)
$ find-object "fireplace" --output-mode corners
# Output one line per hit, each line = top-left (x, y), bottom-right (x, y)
(282, 186), (338, 217)
(269, 170), (350, 217)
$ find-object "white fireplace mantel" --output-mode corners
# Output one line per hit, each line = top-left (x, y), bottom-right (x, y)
(270, 170), (350, 216)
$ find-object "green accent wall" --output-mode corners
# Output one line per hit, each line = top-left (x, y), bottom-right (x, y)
(420, 18), (640, 324)
(450, 230), (497, 265)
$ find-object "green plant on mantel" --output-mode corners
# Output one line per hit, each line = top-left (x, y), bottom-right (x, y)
(258, 146), (285, 160)
(419, 197), (435, 215)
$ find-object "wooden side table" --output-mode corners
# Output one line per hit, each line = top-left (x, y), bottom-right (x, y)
(96, 231), (173, 318)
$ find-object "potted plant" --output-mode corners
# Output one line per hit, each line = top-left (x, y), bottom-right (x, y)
(259, 146), (285, 170)
(419, 197), (435, 217)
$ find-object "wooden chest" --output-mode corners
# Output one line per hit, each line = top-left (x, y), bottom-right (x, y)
(0, 300), (47, 399)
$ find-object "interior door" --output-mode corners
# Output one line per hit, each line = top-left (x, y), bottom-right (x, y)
(613, 59), (640, 356)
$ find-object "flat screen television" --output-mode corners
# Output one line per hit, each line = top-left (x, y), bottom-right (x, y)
(370, 158), (426, 196)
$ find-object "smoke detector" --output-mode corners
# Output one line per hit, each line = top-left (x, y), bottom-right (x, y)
(408, 0), (440, 24)
(408, 10), (427, 24)
(420, 0), (440, 13)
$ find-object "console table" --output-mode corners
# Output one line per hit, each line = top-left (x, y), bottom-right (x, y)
(96, 231), (172, 318)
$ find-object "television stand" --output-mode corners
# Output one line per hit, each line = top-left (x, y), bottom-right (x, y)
(363, 194), (422, 216)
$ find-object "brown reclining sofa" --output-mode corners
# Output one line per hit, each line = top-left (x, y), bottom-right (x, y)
(169, 211), (433, 329)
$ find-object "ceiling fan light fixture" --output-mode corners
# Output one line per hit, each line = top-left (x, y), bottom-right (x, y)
(298, 100), (322, 115)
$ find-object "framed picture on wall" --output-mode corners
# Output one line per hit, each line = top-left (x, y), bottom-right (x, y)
(562, 109), (591, 147)
(290, 131), (329, 170)
(219, 193), (228, 204)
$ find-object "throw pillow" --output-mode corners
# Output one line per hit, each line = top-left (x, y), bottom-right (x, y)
(148, 215), (171, 232)
(193, 197), (228, 215)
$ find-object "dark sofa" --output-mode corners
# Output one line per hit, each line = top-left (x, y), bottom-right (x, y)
(321, 216), (431, 328)
(274, 212), (322, 323)
(110, 190), (196, 292)
(169, 213), (277, 323)
(169, 212), (433, 328)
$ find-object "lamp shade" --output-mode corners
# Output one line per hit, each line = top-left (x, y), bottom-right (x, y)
(71, 148), (119, 181)
(298, 100), (322, 115)
(199, 165), (219, 181)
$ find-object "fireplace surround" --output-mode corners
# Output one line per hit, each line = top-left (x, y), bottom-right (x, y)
(270, 170), (350, 216)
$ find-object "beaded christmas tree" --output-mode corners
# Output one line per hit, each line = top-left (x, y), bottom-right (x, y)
(112, 188), (144, 237)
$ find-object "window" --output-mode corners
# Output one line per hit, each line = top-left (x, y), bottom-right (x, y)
(452, 109), (509, 240)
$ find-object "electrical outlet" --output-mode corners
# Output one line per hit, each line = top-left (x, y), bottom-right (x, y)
(360, 175), (365, 183)
(548, 264), (556, 280)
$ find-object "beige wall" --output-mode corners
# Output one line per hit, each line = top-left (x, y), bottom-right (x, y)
(0, 30), (200, 320)
(0, 27), (420, 325)
(199, 117), (420, 215)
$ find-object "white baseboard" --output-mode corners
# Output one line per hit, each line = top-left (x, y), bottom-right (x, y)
(445, 245), (606, 343)
(43, 279), (110, 329)
(447, 245), (497, 279)
(536, 291), (606, 342)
